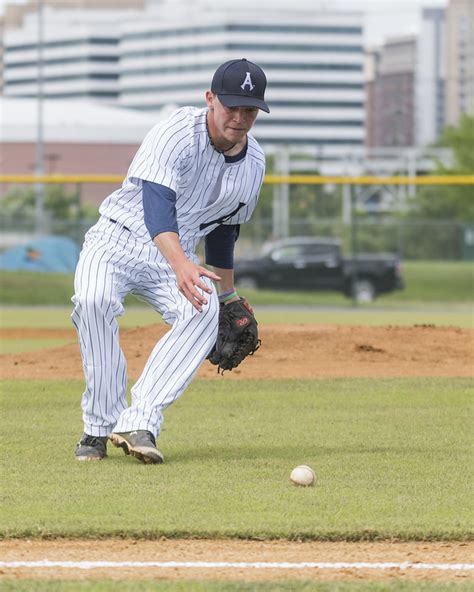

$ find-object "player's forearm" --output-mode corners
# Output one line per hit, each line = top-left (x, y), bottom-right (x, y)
(153, 231), (188, 269)
(213, 267), (234, 293)
(154, 231), (220, 312)
(213, 267), (240, 304)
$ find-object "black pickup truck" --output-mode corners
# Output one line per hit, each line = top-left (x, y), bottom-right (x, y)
(234, 237), (404, 302)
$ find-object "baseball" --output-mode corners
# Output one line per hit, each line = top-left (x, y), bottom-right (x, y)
(290, 465), (316, 487)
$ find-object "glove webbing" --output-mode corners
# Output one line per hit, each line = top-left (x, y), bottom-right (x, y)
(218, 334), (261, 375)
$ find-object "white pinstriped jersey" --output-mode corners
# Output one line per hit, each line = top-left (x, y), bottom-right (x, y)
(99, 107), (266, 253)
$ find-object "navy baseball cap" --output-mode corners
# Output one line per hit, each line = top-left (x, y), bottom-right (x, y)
(211, 58), (270, 113)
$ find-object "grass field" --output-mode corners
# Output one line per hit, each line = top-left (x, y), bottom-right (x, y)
(1, 260), (473, 307)
(1, 377), (472, 540)
(0, 337), (72, 354)
(1, 273), (472, 590)
(1, 305), (473, 330)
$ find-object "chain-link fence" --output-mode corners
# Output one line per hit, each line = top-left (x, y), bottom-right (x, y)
(0, 213), (470, 261)
(236, 217), (472, 261)
(0, 175), (473, 262)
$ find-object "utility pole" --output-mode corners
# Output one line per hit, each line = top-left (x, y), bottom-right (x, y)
(35, 0), (45, 235)
(272, 147), (290, 239)
(350, 184), (359, 308)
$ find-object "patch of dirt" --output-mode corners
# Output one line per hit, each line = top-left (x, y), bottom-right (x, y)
(0, 324), (472, 380)
(0, 539), (472, 582)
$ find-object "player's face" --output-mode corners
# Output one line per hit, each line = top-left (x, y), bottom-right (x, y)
(206, 92), (259, 148)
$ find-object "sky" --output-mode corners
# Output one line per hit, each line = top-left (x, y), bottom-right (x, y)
(0, 0), (449, 46)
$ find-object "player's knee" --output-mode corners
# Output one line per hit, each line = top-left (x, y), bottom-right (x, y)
(73, 292), (103, 313)
(73, 291), (122, 318)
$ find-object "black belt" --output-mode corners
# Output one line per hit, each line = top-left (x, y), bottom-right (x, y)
(109, 218), (131, 232)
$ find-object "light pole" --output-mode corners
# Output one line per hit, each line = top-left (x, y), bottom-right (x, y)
(272, 147), (290, 239)
(35, 0), (45, 235)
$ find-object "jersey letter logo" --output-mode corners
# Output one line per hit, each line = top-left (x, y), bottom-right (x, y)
(240, 72), (255, 91)
(199, 202), (246, 231)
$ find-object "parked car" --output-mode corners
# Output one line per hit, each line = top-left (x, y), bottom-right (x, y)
(234, 237), (404, 302)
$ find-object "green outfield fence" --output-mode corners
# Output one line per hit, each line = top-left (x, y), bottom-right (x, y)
(1, 174), (473, 261)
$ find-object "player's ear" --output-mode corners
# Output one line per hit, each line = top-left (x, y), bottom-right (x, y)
(205, 90), (215, 111)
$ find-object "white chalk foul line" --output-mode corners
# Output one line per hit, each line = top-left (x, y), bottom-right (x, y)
(0, 560), (473, 571)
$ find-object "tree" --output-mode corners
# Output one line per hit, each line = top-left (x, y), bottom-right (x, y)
(438, 113), (474, 173)
(409, 114), (474, 222)
(1, 184), (98, 221)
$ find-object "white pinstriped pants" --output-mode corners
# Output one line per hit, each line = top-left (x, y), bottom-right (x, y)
(71, 218), (219, 437)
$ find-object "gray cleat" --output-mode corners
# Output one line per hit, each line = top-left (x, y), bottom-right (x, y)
(75, 434), (108, 461)
(109, 430), (164, 464)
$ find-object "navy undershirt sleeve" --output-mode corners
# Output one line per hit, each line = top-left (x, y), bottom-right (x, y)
(142, 180), (179, 239)
(205, 224), (240, 269)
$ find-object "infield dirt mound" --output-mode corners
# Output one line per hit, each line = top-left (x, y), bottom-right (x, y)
(1, 323), (472, 379)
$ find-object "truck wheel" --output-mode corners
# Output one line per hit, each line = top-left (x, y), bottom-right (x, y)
(352, 279), (375, 303)
(236, 276), (258, 290)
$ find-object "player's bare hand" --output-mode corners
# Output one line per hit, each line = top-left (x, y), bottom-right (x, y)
(176, 261), (220, 312)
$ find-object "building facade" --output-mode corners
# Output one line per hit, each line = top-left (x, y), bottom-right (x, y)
(366, 35), (416, 148)
(119, 2), (365, 149)
(415, 7), (446, 146)
(0, 0), (146, 93)
(1, 5), (146, 102)
(444, 0), (474, 126)
(0, 96), (162, 203)
(2, 0), (365, 150)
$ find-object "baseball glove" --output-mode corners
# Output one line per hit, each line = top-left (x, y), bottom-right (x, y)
(207, 297), (260, 373)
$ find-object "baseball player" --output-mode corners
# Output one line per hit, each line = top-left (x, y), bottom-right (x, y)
(72, 58), (270, 464)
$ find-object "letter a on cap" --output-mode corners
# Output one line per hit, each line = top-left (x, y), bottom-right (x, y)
(240, 72), (255, 91)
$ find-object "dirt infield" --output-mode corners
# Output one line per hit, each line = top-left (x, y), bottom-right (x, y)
(1, 323), (473, 380)
(1, 539), (473, 582)
(1, 323), (472, 583)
